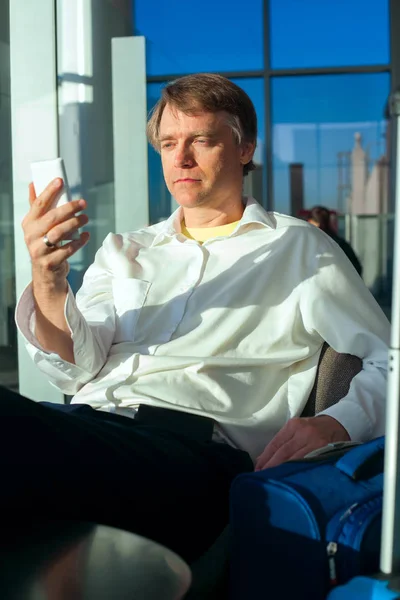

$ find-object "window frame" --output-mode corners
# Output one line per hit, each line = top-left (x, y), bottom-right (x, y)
(133, 0), (394, 211)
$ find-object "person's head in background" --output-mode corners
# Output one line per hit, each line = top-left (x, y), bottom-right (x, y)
(146, 73), (256, 224)
(308, 206), (333, 234)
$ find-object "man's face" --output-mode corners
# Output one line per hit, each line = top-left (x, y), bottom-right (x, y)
(158, 104), (254, 209)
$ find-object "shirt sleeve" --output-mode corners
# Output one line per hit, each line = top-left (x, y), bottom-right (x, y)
(299, 231), (390, 442)
(15, 237), (117, 395)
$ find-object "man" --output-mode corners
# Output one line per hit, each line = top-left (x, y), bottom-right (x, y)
(3, 74), (389, 562)
(308, 205), (363, 276)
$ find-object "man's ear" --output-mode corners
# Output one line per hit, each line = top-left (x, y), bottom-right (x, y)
(240, 141), (256, 165)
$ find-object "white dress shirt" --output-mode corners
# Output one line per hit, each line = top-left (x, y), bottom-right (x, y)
(16, 197), (390, 461)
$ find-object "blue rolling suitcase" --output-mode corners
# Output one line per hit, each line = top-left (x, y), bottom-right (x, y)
(328, 577), (399, 599)
(230, 438), (384, 600)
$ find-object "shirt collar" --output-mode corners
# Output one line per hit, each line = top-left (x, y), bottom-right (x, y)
(151, 196), (275, 246)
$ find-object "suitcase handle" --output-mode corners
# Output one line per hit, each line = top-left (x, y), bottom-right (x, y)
(335, 436), (384, 481)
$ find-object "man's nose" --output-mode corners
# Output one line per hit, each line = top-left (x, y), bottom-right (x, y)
(174, 145), (195, 168)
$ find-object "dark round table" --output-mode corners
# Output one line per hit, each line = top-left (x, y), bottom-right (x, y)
(0, 521), (191, 599)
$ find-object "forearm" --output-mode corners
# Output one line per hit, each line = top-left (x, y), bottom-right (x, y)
(32, 277), (75, 364)
(16, 276), (114, 394)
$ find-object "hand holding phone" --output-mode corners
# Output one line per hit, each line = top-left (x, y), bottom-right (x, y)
(23, 158), (89, 293)
(30, 158), (80, 241)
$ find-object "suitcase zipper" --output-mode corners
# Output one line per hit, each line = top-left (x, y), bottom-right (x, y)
(325, 495), (382, 587)
(325, 503), (358, 588)
(327, 541), (338, 586)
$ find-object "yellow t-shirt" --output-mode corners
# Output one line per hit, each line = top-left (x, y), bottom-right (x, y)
(181, 220), (240, 243)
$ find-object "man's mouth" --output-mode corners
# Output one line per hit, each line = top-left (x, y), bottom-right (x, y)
(175, 178), (201, 183)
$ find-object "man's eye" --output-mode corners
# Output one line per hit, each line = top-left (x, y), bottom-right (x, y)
(161, 143), (173, 149)
(195, 139), (207, 144)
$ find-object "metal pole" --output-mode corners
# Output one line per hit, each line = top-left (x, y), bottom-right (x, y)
(263, 0), (273, 211)
(381, 90), (400, 574)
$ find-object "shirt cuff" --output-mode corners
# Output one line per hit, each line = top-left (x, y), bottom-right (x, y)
(15, 281), (77, 352)
(15, 281), (47, 351)
(15, 281), (92, 393)
(318, 399), (373, 443)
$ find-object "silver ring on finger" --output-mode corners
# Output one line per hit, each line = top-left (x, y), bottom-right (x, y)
(43, 234), (57, 248)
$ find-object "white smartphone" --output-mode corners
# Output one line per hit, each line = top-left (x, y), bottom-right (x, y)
(30, 158), (80, 241)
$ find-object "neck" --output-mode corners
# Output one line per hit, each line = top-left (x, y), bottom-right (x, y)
(182, 197), (245, 228)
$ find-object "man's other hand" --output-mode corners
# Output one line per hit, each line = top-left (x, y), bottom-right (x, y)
(255, 415), (350, 471)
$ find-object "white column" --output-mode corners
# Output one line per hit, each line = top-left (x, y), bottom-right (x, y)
(10, 0), (64, 403)
(112, 36), (149, 232)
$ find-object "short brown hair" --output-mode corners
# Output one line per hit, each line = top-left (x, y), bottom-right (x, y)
(147, 73), (257, 176)
(309, 206), (332, 232)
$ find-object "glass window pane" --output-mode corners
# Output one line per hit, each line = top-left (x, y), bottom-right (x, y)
(270, 0), (390, 69)
(0, 1), (18, 391)
(272, 72), (391, 307)
(135, 0), (263, 76)
(57, 0), (133, 293)
(147, 78), (265, 224)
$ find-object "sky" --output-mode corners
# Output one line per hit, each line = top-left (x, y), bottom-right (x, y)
(135, 0), (390, 216)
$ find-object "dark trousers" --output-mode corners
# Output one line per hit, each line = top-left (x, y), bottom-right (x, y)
(0, 387), (253, 563)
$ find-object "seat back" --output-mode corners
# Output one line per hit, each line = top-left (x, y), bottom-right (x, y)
(301, 342), (363, 417)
